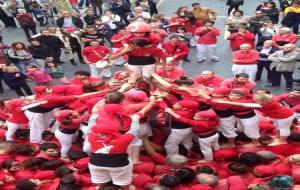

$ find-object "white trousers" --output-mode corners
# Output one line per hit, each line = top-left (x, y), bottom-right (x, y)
(127, 64), (155, 78)
(219, 115), (238, 138)
(272, 113), (295, 137)
(237, 115), (260, 140)
(5, 121), (20, 141)
(83, 113), (98, 154)
(232, 64), (257, 81)
(196, 44), (218, 60)
(55, 129), (76, 157)
(25, 110), (54, 144)
(164, 128), (193, 156)
(88, 64), (112, 78)
(198, 133), (219, 161)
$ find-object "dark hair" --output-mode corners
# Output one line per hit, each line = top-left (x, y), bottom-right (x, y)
(82, 81), (105, 93)
(239, 152), (261, 166)
(259, 135), (273, 145)
(74, 70), (91, 77)
(105, 91), (125, 104)
(192, 3), (200, 6)
(288, 132), (300, 142)
(15, 129), (30, 139)
(174, 76), (194, 86)
(232, 10), (244, 16)
(39, 143), (58, 151)
(228, 163), (250, 174)
(16, 179), (37, 190)
(160, 175), (180, 188)
(57, 184), (81, 190)
(235, 73), (249, 79)
(2, 159), (17, 170)
(101, 184), (122, 190)
(195, 165), (216, 175)
(45, 62), (58, 68)
(177, 26), (187, 32)
(293, 88), (300, 92)
(55, 165), (74, 178)
(11, 144), (34, 156)
(11, 42), (27, 50)
(40, 160), (65, 170)
(25, 157), (48, 169)
(67, 150), (88, 161)
(29, 38), (39, 43)
(86, 25), (95, 29)
(205, 20), (215, 25)
(42, 131), (54, 140)
(60, 174), (76, 185)
(131, 39), (152, 47)
(46, 25), (57, 30)
(175, 167), (196, 184)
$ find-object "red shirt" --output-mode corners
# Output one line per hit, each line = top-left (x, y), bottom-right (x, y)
(257, 98), (294, 119)
(275, 93), (300, 108)
(185, 20), (204, 34)
(70, 77), (100, 86)
(193, 75), (224, 88)
(111, 34), (124, 49)
(6, 99), (28, 124)
(156, 67), (185, 81)
(227, 32), (255, 50)
(37, 94), (77, 108)
(167, 17), (186, 33)
(272, 33), (298, 48)
(195, 27), (221, 45)
(57, 114), (90, 129)
(82, 46), (111, 64)
(221, 78), (256, 92)
(162, 41), (189, 61)
(177, 116), (219, 137)
(232, 50), (259, 65)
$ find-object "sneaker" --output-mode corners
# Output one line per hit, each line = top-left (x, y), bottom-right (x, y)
(211, 57), (219, 62)
(197, 58), (205, 63)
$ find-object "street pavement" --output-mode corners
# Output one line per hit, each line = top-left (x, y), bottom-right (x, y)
(1, 0), (299, 99)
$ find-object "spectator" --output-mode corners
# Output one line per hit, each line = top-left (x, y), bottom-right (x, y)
(7, 42), (34, 74)
(268, 43), (299, 90)
(45, 61), (69, 84)
(83, 9), (96, 25)
(232, 43), (259, 81)
(111, 0), (131, 25)
(280, 0), (296, 12)
(248, 10), (270, 35)
(127, 6), (151, 24)
(56, 10), (83, 29)
(194, 20), (221, 63)
(226, 0), (244, 16)
(2, 65), (32, 96)
(282, 1), (300, 34)
(16, 9), (37, 39)
(257, 1), (279, 24)
(191, 3), (217, 22)
(255, 40), (278, 82)
(93, 17), (114, 43)
(28, 38), (54, 67)
(135, 0), (158, 16)
(25, 65), (52, 85)
(257, 21), (277, 48)
(81, 25), (104, 47)
(272, 27), (298, 49)
(35, 29), (65, 63)
(61, 28), (83, 65)
(225, 10), (248, 34)
(227, 25), (255, 51)
(90, 0), (103, 16)
(101, 10), (122, 34)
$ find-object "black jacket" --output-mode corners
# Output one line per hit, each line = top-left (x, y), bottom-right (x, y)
(28, 44), (54, 59)
(280, 0), (296, 12)
(83, 15), (96, 25)
(226, 0), (244, 6)
(256, 46), (279, 63)
(35, 35), (65, 51)
(56, 16), (84, 29)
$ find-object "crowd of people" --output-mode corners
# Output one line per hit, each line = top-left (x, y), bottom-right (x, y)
(0, 0), (300, 189)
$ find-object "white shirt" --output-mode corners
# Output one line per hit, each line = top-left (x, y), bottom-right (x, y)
(101, 14), (121, 30)
(127, 11), (151, 23)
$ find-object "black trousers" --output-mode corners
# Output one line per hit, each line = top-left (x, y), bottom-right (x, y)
(255, 61), (271, 81)
(71, 46), (83, 61)
(271, 68), (293, 88)
(53, 50), (62, 62)
(228, 4), (239, 16)
(12, 82), (33, 96)
(22, 25), (37, 39)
